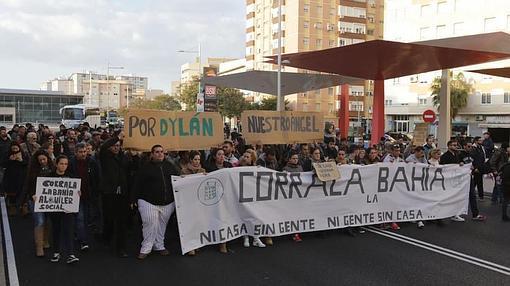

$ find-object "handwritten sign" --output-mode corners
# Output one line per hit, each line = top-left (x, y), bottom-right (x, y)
(413, 123), (429, 145)
(241, 111), (324, 144)
(34, 177), (81, 213)
(312, 162), (341, 182)
(124, 109), (224, 151)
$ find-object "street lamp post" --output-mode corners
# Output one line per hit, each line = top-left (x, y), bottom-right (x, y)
(177, 43), (202, 111)
(106, 62), (124, 122)
(276, 0), (284, 112)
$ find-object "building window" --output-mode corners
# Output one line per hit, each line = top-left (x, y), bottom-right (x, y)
(385, 99), (393, 106)
(481, 93), (492, 104)
(420, 27), (430, 40)
(316, 38), (322, 48)
(419, 98), (427, 105)
(349, 101), (364, 112)
(316, 103), (321, 111)
(328, 87), (334, 95)
(436, 25), (446, 38)
(304, 21), (309, 29)
(504, 92), (510, 103)
(314, 22), (322, 29)
(393, 120), (409, 133)
(302, 103), (308, 111)
(437, 2), (447, 14)
(420, 4), (431, 16)
(329, 40), (336, 47)
(453, 22), (464, 35)
(303, 37), (309, 46)
(304, 4), (309, 13)
(367, 29), (374, 35)
(316, 5), (323, 16)
(484, 17), (497, 32)
(330, 8), (336, 16)
(328, 103), (334, 113)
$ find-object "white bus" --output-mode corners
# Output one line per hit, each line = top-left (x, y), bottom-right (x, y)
(60, 104), (101, 128)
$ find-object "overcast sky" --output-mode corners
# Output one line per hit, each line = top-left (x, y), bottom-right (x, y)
(0, 0), (245, 93)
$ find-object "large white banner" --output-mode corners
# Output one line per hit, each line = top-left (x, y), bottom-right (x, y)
(172, 163), (471, 254)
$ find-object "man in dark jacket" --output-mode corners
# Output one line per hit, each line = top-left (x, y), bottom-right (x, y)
(134, 145), (179, 259)
(0, 126), (11, 193)
(500, 160), (510, 221)
(482, 132), (495, 156)
(490, 142), (510, 204)
(69, 143), (100, 250)
(472, 137), (488, 200)
(99, 136), (130, 257)
(439, 140), (461, 164)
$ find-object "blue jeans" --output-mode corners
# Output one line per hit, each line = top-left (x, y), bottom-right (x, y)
(75, 200), (89, 244)
(28, 200), (45, 227)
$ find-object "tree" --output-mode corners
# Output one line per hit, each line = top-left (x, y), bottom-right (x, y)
(430, 72), (473, 119)
(217, 87), (250, 119)
(130, 95), (182, 111)
(178, 77), (200, 111)
(248, 96), (290, 111)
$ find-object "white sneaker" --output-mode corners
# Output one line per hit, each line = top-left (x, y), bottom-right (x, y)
(243, 236), (250, 248)
(451, 215), (465, 222)
(417, 221), (425, 228)
(252, 237), (266, 248)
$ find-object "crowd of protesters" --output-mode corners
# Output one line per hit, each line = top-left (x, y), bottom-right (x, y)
(0, 121), (509, 264)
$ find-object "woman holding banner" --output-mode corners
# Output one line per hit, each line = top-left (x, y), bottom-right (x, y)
(49, 155), (79, 264)
(205, 148), (232, 253)
(237, 152), (267, 248)
(283, 153), (305, 242)
(303, 147), (324, 172)
(180, 151), (206, 256)
(25, 149), (54, 257)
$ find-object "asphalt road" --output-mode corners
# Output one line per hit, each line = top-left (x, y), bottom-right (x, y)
(5, 199), (510, 286)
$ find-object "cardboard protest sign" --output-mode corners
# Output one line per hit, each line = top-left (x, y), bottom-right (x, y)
(123, 109), (224, 151)
(34, 177), (81, 213)
(312, 161), (341, 181)
(413, 123), (429, 145)
(241, 111), (324, 144)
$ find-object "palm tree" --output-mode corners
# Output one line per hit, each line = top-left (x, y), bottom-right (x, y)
(430, 72), (473, 119)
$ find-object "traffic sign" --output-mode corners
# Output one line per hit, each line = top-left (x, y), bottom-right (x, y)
(422, 109), (436, 123)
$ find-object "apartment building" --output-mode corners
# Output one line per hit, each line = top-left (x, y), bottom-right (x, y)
(246, 0), (384, 132)
(42, 72), (149, 110)
(180, 57), (237, 84)
(385, 0), (510, 142)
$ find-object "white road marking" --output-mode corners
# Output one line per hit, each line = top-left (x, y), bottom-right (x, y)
(1, 197), (20, 286)
(363, 226), (510, 276)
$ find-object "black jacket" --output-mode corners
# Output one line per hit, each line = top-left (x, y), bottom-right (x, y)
(440, 150), (460, 165)
(204, 161), (232, 172)
(500, 162), (510, 196)
(69, 156), (100, 200)
(134, 160), (179, 205)
(470, 146), (489, 174)
(0, 137), (11, 168)
(98, 137), (129, 196)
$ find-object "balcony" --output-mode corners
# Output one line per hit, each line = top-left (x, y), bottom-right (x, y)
(339, 15), (367, 24)
(339, 31), (366, 40)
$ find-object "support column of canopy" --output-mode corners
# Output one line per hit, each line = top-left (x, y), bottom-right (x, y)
(371, 80), (385, 145)
(338, 84), (350, 139)
(437, 69), (451, 150)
